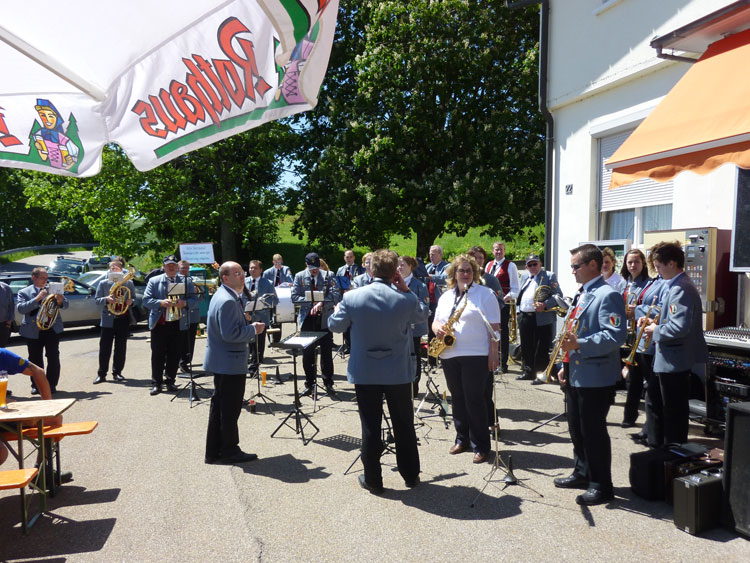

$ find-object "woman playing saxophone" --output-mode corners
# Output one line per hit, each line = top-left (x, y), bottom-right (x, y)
(432, 254), (501, 465)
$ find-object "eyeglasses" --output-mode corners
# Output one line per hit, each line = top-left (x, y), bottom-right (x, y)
(456, 268), (473, 274)
(526, 262), (540, 267)
(570, 262), (586, 271)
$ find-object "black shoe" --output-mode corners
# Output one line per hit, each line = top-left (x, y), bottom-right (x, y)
(530, 378), (545, 386)
(112, 373), (125, 382)
(57, 471), (74, 485)
(150, 386), (162, 396)
(93, 375), (105, 384)
(405, 476), (420, 488)
(576, 487), (614, 506)
(205, 456), (220, 465)
(516, 373), (535, 381)
(554, 473), (589, 489)
(300, 386), (313, 397)
(165, 381), (178, 392)
(501, 365), (509, 374)
(324, 384), (337, 398)
(179, 362), (190, 373)
(30, 387), (39, 395)
(358, 474), (384, 495)
(218, 451), (258, 465)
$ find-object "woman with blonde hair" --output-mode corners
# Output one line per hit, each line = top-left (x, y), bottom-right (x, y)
(432, 254), (501, 464)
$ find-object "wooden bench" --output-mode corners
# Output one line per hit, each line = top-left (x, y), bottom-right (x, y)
(0, 468), (39, 534)
(2, 422), (98, 497)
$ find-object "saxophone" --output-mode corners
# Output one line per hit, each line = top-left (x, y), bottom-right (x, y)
(508, 297), (517, 343)
(107, 267), (136, 316)
(428, 289), (470, 358)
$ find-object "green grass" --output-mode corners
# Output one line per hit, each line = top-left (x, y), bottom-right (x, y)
(256, 217), (545, 271)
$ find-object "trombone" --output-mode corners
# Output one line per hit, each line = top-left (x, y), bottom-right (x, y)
(624, 296), (661, 367)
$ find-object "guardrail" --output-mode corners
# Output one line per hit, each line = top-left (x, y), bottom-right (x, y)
(0, 243), (98, 258)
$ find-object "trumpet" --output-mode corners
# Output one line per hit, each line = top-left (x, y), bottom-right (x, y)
(508, 297), (517, 343)
(166, 295), (183, 322)
(544, 306), (580, 384)
(35, 286), (60, 331)
(624, 297), (661, 366)
(107, 266), (136, 316)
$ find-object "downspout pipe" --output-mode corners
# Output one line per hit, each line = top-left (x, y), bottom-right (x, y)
(506, 0), (553, 271)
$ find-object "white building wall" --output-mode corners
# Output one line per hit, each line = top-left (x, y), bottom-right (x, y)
(548, 0), (738, 296)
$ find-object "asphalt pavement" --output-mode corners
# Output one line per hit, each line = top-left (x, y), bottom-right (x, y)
(1, 324), (748, 562)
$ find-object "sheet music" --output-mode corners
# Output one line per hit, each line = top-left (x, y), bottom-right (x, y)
(283, 335), (320, 348)
(48, 281), (64, 295)
(167, 282), (186, 296)
(304, 290), (326, 301)
(108, 271), (124, 283)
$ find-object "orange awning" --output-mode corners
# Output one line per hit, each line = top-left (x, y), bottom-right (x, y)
(607, 28), (750, 189)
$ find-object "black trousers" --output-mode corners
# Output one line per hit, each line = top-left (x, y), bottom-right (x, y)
(412, 336), (421, 393)
(99, 315), (130, 377)
(623, 352), (648, 424)
(499, 304), (510, 369)
(300, 315), (333, 387)
(518, 312), (553, 377)
(182, 322), (199, 365)
(27, 330), (61, 391)
(0, 322), (10, 348)
(651, 370), (690, 445)
(205, 372), (247, 460)
(355, 382), (420, 487)
(442, 355), (491, 453)
(564, 385), (615, 491)
(150, 321), (182, 386)
(249, 328), (267, 367)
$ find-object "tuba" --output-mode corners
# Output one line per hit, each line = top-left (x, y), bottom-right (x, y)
(428, 288), (470, 358)
(107, 266), (136, 316)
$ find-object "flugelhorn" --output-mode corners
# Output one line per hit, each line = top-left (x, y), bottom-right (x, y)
(622, 282), (638, 350)
(107, 266), (136, 316)
(624, 296), (661, 367)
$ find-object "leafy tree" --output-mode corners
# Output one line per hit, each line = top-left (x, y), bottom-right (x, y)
(21, 122), (295, 263)
(290, 0), (545, 258)
(0, 167), (91, 250)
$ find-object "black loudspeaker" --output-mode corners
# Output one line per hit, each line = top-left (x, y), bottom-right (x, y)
(722, 402), (750, 538)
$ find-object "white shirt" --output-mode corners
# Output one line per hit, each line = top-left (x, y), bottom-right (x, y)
(519, 275), (539, 313)
(605, 272), (624, 290)
(434, 284), (501, 358)
(486, 258), (520, 299)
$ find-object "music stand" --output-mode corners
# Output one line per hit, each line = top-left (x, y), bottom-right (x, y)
(171, 280), (208, 408)
(269, 332), (327, 445)
(300, 287), (337, 403)
(471, 370), (543, 507)
(243, 294), (276, 413)
(415, 362), (450, 429)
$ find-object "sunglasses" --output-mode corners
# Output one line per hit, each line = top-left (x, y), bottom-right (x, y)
(570, 262), (586, 271)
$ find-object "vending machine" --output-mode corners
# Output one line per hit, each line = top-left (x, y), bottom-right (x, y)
(642, 227), (737, 330)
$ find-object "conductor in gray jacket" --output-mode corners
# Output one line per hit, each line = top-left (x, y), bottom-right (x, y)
(643, 241), (708, 446)
(329, 249), (427, 493)
(204, 262), (265, 465)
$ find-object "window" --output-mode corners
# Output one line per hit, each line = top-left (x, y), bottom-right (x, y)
(598, 129), (673, 245)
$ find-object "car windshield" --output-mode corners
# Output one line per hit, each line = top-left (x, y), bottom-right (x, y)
(49, 261), (83, 275)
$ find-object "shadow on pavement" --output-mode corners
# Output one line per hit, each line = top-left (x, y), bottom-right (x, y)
(240, 453), (331, 483)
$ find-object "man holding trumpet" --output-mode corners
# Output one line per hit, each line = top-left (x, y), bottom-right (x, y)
(554, 244), (626, 506)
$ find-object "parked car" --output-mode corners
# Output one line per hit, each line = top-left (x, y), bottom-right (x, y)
(86, 255), (117, 271)
(47, 256), (89, 278)
(76, 271), (148, 323)
(0, 272), (103, 332)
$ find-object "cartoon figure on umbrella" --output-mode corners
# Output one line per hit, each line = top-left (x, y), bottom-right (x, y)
(33, 98), (80, 170)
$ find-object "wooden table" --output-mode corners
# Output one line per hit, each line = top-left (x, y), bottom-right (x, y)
(0, 398), (76, 532)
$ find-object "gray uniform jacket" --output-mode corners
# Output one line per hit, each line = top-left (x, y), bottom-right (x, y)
(291, 269), (341, 328)
(0, 282), (14, 323)
(652, 272), (708, 374)
(143, 273), (197, 330)
(16, 284), (69, 338)
(568, 276), (627, 388)
(244, 275), (278, 325)
(516, 270), (563, 326)
(328, 279), (427, 385)
(262, 265), (293, 285)
(95, 278), (137, 328)
(203, 285), (257, 374)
